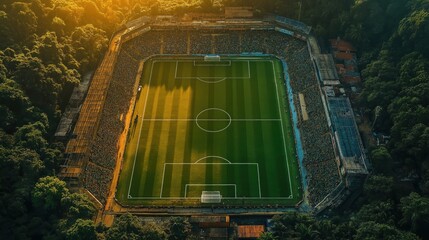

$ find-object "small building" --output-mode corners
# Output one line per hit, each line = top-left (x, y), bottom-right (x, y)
(237, 225), (265, 239)
(329, 38), (361, 85)
(330, 38), (356, 53)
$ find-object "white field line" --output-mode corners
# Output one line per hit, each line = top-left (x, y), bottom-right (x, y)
(174, 61), (178, 79)
(174, 59), (251, 79)
(154, 163), (261, 200)
(194, 156), (232, 164)
(271, 61), (294, 198)
(140, 119), (282, 121)
(129, 197), (293, 200)
(247, 60), (251, 79)
(159, 164), (167, 198)
(127, 60), (155, 198)
(256, 164), (262, 198)
(193, 60), (232, 67)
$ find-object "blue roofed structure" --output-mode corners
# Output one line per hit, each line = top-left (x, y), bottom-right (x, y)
(327, 97), (368, 189)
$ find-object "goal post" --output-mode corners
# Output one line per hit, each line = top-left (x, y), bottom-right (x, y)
(201, 191), (222, 203)
(204, 55), (221, 62)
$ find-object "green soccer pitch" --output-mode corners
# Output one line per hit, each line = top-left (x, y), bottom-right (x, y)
(115, 56), (302, 206)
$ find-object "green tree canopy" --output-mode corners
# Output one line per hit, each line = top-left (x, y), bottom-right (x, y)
(355, 221), (419, 240)
(370, 147), (393, 175)
(61, 193), (97, 220)
(106, 213), (146, 240)
(32, 176), (69, 213)
(71, 24), (107, 72)
(65, 219), (98, 240)
(400, 192), (429, 236)
(364, 175), (394, 201)
(353, 201), (396, 226)
(167, 217), (192, 240)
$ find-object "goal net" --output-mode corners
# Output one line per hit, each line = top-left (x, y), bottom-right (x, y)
(204, 55), (221, 62)
(201, 191), (222, 203)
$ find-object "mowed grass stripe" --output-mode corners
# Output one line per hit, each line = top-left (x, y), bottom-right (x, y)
(124, 59), (154, 197)
(167, 87), (193, 197)
(240, 62), (260, 195)
(141, 62), (170, 196)
(225, 70), (235, 187)
(164, 77), (193, 197)
(214, 69), (229, 184)
(232, 63), (251, 195)
(130, 61), (157, 197)
(254, 61), (289, 196)
(249, 62), (266, 195)
(204, 84), (214, 186)
(213, 64), (229, 177)
(193, 64), (213, 185)
(157, 62), (181, 197)
(130, 60), (161, 196)
(178, 64), (198, 197)
(258, 61), (280, 119)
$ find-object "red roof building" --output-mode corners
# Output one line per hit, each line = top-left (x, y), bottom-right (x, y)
(330, 38), (356, 52)
(237, 225), (265, 239)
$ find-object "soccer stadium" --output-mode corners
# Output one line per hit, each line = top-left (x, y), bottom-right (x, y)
(58, 11), (368, 217)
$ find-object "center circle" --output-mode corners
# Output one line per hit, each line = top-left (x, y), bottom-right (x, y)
(197, 77), (227, 84)
(196, 108), (232, 133)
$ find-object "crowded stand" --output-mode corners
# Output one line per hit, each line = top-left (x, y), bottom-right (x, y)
(123, 31), (162, 59)
(84, 51), (140, 202)
(83, 28), (341, 206)
(214, 32), (240, 54)
(190, 32), (213, 54)
(163, 31), (188, 54)
(85, 162), (113, 204)
(241, 31), (268, 53)
(286, 48), (340, 205)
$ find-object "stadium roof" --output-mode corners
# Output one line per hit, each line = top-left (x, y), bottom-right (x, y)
(314, 54), (339, 81)
(328, 97), (367, 174)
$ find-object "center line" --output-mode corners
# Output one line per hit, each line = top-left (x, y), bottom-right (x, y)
(142, 119), (282, 121)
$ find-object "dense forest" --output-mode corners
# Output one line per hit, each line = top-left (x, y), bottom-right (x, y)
(0, 0), (428, 239)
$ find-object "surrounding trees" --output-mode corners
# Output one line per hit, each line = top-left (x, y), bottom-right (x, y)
(65, 219), (98, 240)
(106, 213), (167, 240)
(265, 211), (420, 240)
(166, 217), (192, 240)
